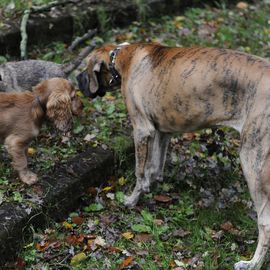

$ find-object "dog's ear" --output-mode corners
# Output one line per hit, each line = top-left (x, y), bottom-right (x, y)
(76, 70), (92, 97)
(89, 60), (103, 95)
(46, 89), (72, 132)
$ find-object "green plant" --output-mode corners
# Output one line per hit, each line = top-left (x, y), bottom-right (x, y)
(134, 0), (150, 23)
(96, 5), (110, 32)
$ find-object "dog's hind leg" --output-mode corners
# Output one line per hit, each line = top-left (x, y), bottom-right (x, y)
(235, 144), (270, 270)
(4, 135), (37, 185)
(144, 131), (171, 185)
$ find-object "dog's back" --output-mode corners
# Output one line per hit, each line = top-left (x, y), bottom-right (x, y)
(0, 60), (65, 92)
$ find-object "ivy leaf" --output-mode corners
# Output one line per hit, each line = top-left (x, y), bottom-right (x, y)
(84, 203), (104, 212)
(115, 191), (125, 203)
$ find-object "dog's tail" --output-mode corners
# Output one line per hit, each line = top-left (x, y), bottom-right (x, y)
(62, 43), (96, 75)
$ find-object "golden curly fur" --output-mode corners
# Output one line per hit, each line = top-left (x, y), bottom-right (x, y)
(0, 77), (83, 185)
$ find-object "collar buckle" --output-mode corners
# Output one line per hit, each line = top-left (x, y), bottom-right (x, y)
(109, 47), (122, 86)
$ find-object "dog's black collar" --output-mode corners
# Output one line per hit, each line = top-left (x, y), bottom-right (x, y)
(35, 96), (47, 114)
(109, 47), (121, 86)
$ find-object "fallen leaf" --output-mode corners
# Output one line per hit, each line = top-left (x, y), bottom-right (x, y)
(94, 236), (106, 247)
(66, 234), (85, 246)
(36, 241), (50, 252)
(153, 219), (164, 226)
(122, 231), (134, 240)
(107, 246), (122, 253)
(27, 147), (36, 156)
(62, 221), (73, 229)
(154, 195), (172, 203)
(236, 2), (248, 9)
(175, 260), (187, 267)
(118, 176), (127, 186)
(87, 187), (97, 195)
(134, 233), (153, 243)
(118, 256), (134, 270)
(72, 216), (84, 225)
(103, 186), (113, 192)
(220, 221), (234, 231)
(70, 252), (87, 266)
(15, 257), (26, 270)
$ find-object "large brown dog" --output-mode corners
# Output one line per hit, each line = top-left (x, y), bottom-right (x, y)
(77, 43), (270, 269)
(0, 78), (83, 185)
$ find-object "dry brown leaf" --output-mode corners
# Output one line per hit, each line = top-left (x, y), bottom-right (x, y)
(107, 246), (122, 253)
(154, 195), (172, 203)
(15, 257), (26, 270)
(72, 216), (84, 225)
(236, 2), (248, 9)
(118, 256), (134, 270)
(36, 241), (50, 252)
(134, 233), (153, 243)
(220, 221), (234, 231)
(66, 235), (84, 246)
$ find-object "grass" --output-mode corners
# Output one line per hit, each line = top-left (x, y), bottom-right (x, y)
(1, 0), (270, 269)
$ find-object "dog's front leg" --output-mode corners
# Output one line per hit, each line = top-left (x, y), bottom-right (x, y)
(4, 135), (37, 185)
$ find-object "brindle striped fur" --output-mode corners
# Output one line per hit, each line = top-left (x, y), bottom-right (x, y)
(81, 43), (270, 269)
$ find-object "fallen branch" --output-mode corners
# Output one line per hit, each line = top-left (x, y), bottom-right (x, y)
(63, 41), (97, 75)
(19, 0), (77, 59)
(20, 9), (30, 60)
(68, 29), (97, 51)
(31, 0), (77, 13)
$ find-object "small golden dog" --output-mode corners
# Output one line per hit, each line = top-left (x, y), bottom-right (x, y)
(0, 77), (83, 185)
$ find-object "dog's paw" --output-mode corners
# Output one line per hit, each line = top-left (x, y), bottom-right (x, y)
(141, 180), (150, 193)
(234, 260), (253, 270)
(19, 170), (38, 185)
(124, 195), (138, 208)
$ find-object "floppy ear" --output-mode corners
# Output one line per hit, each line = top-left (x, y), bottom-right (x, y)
(89, 60), (103, 95)
(46, 90), (72, 132)
(76, 70), (91, 97)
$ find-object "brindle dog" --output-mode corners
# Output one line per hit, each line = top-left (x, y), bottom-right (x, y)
(77, 43), (270, 269)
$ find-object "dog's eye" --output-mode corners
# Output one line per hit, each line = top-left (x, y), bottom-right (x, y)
(0, 74), (2, 81)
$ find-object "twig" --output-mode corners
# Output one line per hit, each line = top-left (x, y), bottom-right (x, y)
(31, 0), (77, 13)
(63, 41), (96, 75)
(68, 28), (97, 51)
(20, 9), (30, 60)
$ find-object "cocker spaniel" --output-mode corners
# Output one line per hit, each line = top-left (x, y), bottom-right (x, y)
(0, 77), (83, 185)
